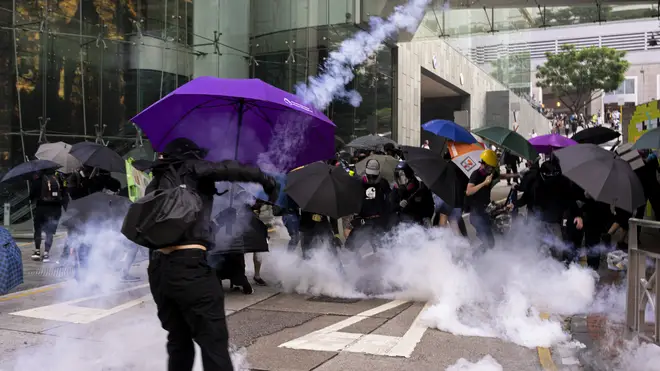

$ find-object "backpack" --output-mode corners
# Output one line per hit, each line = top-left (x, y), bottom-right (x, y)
(121, 164), (203, 249)
(40, 174), (63, 202)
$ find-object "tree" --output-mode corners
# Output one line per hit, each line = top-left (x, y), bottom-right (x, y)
(535, 44), (629, 114)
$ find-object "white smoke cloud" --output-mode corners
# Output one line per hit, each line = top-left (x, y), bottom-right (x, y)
(445, 355), (503, 371)
(296, 0), (432, 110)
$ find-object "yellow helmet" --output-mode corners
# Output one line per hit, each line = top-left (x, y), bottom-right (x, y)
(480, 149), (498, 167)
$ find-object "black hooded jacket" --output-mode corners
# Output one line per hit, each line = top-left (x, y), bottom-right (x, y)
(139, 158), (276, 249)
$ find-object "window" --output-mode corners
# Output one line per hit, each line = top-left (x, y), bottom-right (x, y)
(608, 77), (636, 95)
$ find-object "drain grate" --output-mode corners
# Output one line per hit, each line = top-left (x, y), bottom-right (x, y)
(25, 267), (75, 278)
(307, 296), (360, 304)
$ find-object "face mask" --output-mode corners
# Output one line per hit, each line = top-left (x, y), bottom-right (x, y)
(366, 174), (379, 183)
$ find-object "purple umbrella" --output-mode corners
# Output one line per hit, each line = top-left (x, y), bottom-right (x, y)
(529, 134), (578, 154)
(130, 77), (336, 172)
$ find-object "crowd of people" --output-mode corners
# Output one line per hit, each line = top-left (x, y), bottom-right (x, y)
(16, 134), (659, 371)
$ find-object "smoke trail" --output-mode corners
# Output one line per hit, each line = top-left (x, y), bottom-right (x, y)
(295, 0), (432, 110)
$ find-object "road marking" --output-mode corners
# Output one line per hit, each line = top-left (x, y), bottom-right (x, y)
(279, 300), (430, 358)
(537, 312), (559, 371)
(0, 282), (66, 302)
(10, 284), (150, 324)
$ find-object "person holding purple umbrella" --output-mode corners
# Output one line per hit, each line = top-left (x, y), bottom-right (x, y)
(130, 137), (279, 371)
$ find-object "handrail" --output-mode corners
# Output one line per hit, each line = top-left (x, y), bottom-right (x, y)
(626, 218), (660, 346)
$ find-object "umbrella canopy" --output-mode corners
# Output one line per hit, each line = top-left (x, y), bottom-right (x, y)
(447, 141), (485, 178)
(1, 160), (61, 183)
(571, 126), (620, 145)
(130, 77), (336, 172)
(35, 142), (82, 173)
(529, 134), (578, 154)
(346, 134), (396, 151)
(400, 146), (459, 208)
(70, 142), (126, 174)
(355, 154), (400, 182)
(632, 127), (660, 150)
(285, 161), (363, 219)
(422, 119), (477, 144)
(553, 144), (645, 213)
(472, 126), (539, 161)
(61, 192), (132, 229)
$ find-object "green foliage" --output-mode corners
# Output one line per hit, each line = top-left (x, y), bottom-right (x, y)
(535, 44), (629, 114)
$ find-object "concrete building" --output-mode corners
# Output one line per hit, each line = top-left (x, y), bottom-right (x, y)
(444, 9), (660, 119)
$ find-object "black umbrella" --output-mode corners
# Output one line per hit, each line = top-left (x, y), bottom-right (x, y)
(571, 127), (620, 145)
(70, 142), (126, 173)
(631, 127), (660, 150)
(346, 134), (396, 151)
(554, 144), (645, 213)
(285, 161), (363, 219)
(61, 192), (132, 229)
(400, 146), (459, 208)
(0, 160), (62, 183)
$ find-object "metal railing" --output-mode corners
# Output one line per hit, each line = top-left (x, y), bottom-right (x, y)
(626, 218), (660, 345)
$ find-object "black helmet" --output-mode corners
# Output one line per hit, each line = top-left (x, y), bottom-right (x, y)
(163, 137), (208, 159)
(540, 160), (560, 180)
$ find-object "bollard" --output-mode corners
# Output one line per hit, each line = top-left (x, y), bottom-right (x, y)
(3, 203), (10, 227)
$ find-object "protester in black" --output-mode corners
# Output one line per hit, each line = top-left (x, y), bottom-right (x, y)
(466, 150), (497, 249)
(345, 159), (391, 252)
(503, 151), (520, 186)
(298, 210), (340, 259)
(577, 193), (613, 270)
(513, 160), (583, 263)
(144, 138), (277, 371)
(389, 162), (434, 226)
(30, 169), (67, 262)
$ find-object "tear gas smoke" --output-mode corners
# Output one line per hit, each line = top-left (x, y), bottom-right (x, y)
(5, 219), (251, 370)
(295, 0), (432, 110)
(445, 355), (502, 371)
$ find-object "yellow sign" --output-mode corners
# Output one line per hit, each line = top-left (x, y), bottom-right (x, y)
(125, 157), (153, 202)
(629, 100), (660, 144)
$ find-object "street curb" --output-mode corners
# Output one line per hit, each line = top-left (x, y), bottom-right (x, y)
(0, 281), (66, 302)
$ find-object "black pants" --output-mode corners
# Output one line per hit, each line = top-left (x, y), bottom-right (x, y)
(148, 249), (232, 371)
(345, 220), (385, 253)
(505, 165), (519, 185)
(215, 253), (249, 287)
(33, 205), (61, 253)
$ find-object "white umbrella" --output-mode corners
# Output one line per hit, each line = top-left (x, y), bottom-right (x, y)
(447, 141), (485, 178)
(35, 141), (82, 173)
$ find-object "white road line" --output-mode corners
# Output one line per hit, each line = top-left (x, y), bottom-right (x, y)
(387, 302), (431, 357)
(280, 300), (431, 358)
(10, 284), (151, 324)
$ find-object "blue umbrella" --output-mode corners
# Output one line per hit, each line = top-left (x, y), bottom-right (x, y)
(422, 119), (477, 144)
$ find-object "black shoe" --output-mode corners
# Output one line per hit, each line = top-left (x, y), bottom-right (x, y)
(42, 252), (50, 263)
(254, 276), (267, 286)
(231, 278), (254, 295)
(31, 250), (41, 261)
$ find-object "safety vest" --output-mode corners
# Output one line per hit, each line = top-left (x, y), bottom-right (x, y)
(125, 157), (153, 202)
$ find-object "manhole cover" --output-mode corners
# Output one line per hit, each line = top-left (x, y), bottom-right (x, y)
(307, 296), (360, 304)
(25, 267), (75, 278)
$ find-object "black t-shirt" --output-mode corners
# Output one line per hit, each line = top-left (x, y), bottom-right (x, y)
(468, 169), (491, 212)
(359, 178), (391, 218)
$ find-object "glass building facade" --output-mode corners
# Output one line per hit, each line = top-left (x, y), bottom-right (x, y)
(0, 0), (395, 172)
(1, 0), (657, 173)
